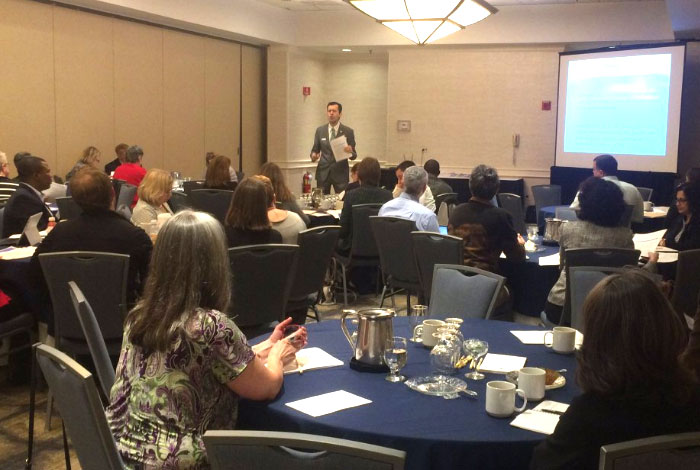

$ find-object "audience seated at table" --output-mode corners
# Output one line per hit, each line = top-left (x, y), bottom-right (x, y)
(424, 158), (453, 196)
(131, 169), (174, 226)
(665, 167), (700, 228)
(224, 177), (283, 247)
(255, 175), (306, 244)
(338, 157), (392, 255)
(30, 169), (152, 333)
(202, 150), (239, 183)
(65, 146), (101, 182)
(2, 155), (54, 238)
(113, 145), (147, 207)
(342, 161), (360, 198)
(104, 143), (128, 175)
(260, 161), (309, 226)
(0, 150), (19, 205)
(380, 165), (439, 232)
(392, 160), (436, 211)
(660, 181), (700, 252)
(107, 210), (305, 470)
(544, 177), (633, 325)
(570, 154), (644, 224)
(531, 270), (700, 470)
(204, 155), (238, 191)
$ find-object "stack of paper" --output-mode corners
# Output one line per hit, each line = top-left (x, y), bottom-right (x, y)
(510, 330), (583, 348)
(286, 390), (371, 417)
(478, 353), (527, 374)
(283, 347), (344, 374)
(510, 400), (570, 435)
(0, 246), (37, 260)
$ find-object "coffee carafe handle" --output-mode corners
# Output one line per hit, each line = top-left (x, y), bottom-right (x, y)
(340, 309), (358, 351)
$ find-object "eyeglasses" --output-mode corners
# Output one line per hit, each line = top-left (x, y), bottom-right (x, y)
(676, 198), (688, 204)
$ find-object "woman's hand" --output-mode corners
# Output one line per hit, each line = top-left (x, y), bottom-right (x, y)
(647, 251), (659, 263)
(269, 317), (294, 343)
(268, 338), (301, 366)
(517, 233), (526, 245)
(658, 238), (666, 247)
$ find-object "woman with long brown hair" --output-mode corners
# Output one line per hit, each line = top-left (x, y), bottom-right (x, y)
(205, 155), (237, 191)
(107, 210), (305, 469)
(224, 177), (282, 247)
(532, 270), (700, 469)
(259, 162), (309, 226)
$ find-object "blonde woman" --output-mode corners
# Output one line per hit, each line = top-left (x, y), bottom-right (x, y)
(131, 168), (174, 225)
(65, 146), (101, 182)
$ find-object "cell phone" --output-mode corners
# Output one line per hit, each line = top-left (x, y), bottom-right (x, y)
(283, 324), (303, 346)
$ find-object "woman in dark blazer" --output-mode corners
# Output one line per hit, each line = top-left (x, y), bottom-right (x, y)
(661, 181), (700, 251)
(224, 177), (282, 247)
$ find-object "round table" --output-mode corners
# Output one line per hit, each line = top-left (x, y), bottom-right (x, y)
(239, 317), (579, 470)
(500, 244), (560, 318)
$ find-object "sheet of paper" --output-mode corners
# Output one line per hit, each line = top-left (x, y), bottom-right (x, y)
(330, 135), (350, 161)
(633, 229), (667, 256)
(326, 209), (341, 219)
(283, 347), (344, 375)
(510, 330), (583, 348)
(285, 390), (371, 417)
(478, 353), (527, 374)
(0, 246), (37, 260)
(538, 252), (560, 266)
(510, 400), (570, 435)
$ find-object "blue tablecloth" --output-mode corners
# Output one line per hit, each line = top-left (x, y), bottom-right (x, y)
(239, 317), (579, 470)
(500, 244), (559, 317)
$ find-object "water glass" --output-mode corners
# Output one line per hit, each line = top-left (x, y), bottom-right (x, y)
(464, 338), (489, 380)
(408, 305), (428, 339)
(383, 336), (408, 383)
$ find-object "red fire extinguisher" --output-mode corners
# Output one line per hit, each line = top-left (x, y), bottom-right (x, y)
(302, 171), (312, 194)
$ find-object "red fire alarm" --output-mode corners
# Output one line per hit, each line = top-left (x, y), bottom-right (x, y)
(541, 100), (551, 111)
(303, 86), (311, 96)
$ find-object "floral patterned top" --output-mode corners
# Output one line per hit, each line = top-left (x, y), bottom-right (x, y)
(106, 309), (255, 470)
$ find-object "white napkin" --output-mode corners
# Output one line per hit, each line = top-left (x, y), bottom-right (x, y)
(510, 400), (570, 435)
(285, 390), (371, 417)
(538, 253), (560, 266)
(283, 347), (343, 375)
(510, 330), (584, 348)
(478, 353), (527, 374)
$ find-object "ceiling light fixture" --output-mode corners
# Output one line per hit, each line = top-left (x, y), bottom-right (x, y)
(345, 0), (497, 45)
(342, 48), (353, 52)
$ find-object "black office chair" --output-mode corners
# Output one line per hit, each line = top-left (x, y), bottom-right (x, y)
(115, 183), (137, 210)
(532, 184), (562, 228)
(228, 244), (298, 338)
(168, 191), (190, 213)
(182, 180), (205, 196)
(434, 192), (458, 216)
(370, 216), (421, 311)
(599, 432), (700, 470)
(670, 248), (700, 320)
(332, 203), (383, 306)
(411, 231), (463, 304)
(497, 193), (527, 236)
(56, 196), (83, 221)
(286, 226), (340, 322)
(189, 189), (234, 224)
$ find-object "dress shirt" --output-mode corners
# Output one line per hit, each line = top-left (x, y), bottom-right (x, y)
(0, 176), (19, 205)
(379, 192), (439, 232)
(328, 122), (340, 141)
(392, 184), (436, 211)
(570, 176), (644, 223)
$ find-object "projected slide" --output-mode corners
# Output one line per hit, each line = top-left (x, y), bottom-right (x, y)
(564, 54), (671, 156)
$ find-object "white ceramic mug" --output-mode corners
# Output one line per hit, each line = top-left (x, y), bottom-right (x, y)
(643, 201), (654, 212)
(518, 367), (546, 401)
(485, 381), (528, 418)
(413, 319), (445, 347)
(544, 326), (576, 354)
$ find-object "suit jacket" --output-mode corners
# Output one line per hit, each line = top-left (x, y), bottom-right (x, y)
(2, 183), (54, 237)
(311, 122), (357, 187)
(338, 185), (392, 252)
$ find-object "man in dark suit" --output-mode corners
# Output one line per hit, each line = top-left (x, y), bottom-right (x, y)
(104, 142), (128, 175)
(2, 155), (54, 237)
(310, 101), (357, 194)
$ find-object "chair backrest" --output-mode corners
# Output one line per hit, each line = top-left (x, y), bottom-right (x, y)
(228, 244), (299, 327)
(56, 196), (83, 221)
(116, 183), (136, 209)
(428, 264), (505, 320)
(599, 432), (700, 470)
(112, 179), (125, 200)
(671, 248), (700, 319)
(189, 189), (234, 224)
(497, 193), (526, 235)
(532, 185), (562, 226)
(349, 203), (382, 259)
(370, 216), (420, 288)
(411, 232), (463, 304)
(288, 226), (340, 301)
(68, 281), (115, 398)
(203, 430), (405, 470)
(182, 180), (205, 196)
(555, 206), (578, 221)
(437, 202), (450, 226)
(434, 192), (458, 215)
(35, 344), (125, 470)
(637, 186), (653, 202)
(568, 266), (627, 331)
(561, 248), (640, 326)
(168, 191), (190, 213)
(39, 252), (129, 349)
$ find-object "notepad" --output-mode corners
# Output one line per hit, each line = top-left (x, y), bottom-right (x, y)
(478, 353), (527, 374)
(285, 390), (371, 417)
(510, 400), (570, 435)
(283, 347), (344, 374)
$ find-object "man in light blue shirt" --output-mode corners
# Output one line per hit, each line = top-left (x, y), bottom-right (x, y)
(379, 166), (440, 232)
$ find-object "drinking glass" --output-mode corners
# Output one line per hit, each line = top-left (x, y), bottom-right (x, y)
(526, 224), (539, 241)
(383, 336), (408, 382)
(463, 338), (489, 380)
(430, 332), (461, 392)
(408, 305), (427, 341)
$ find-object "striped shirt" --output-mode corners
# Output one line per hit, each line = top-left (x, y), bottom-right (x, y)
(0, 178), (18, 205)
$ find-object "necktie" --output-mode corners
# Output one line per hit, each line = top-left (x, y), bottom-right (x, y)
(331, 127), (336, 140)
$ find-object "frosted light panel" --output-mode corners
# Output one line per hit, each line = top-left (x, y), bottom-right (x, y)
(383, 21), (419, 43)
(450, 2), (492, 26)
(350, 0), (410, 20)
(405, 0), (460, 20)
(426, 21), (462, 43)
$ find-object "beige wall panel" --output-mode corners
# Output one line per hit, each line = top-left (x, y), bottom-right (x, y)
(163, 30), (206, 178)
(114, 21), (164, 169)
(53, 7), (114, 179)
(205, 39), (241, 170)
(241, 45), (265, 175)
(0, 0), (56, 171)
